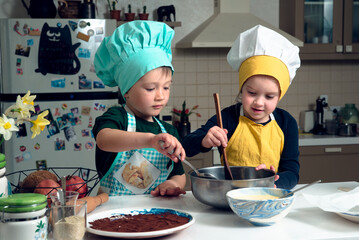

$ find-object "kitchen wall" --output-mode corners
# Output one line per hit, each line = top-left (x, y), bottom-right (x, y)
(1, 0), (358, 130)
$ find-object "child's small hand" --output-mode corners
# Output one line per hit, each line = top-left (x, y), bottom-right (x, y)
(256, 164), (279, 188)
(150, 180), (186, 197)
(152, 133), (185, 162)
(202, 126), (228, 149)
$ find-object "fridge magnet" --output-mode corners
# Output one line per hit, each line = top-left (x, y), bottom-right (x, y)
(87, 29), (95, 36)
(93, 80), (105, 88)
(33, 105), (41, 115)
(81, 129), (90, 137)
(16, 58), (21, 67)
(46, 118), (60, 136)
(85, 141), (94, 150)
(62, 104), (68, 110)
(27, 39), (34, 46)
(68, 112), (76, 126)
(23, 24), (30, 35)
(36, 160), (47, 170)
(78, 48), (90, 59)
(76, 32), (90, 42)
(55, 138), (65, 151)
(51, 78), (66, 88)
(34, 143), (40, 150)
(15, 154), (24, 163)
(35, 23), (81, 76)
(79, 74), (92, 89)
(74, 143), (82, 151)
(71, 107), (79, 116)
(68, 20), (78, 31)
(13, 21), (29, 36)
(53, 107), (61, 116)
(88, 116), (92, 128)
(93, 103), (106, 111)
(94, 35), (103, 43)
(89, 63), (95, 73)
(79, 20), (90, 28)
(19, 145), (26, 152)
(56, 116), (66, 130)
(15, 44), (30, 57)
(16, 68), (23, 75)
(28, 28), (41, 36)
(23, 152), (32, 161)
(64, 126), (77, 142)
(81, 106), (91, 116)
(95, 27), (103, 35)
(41, 109), (60, 137)
(16, 123), (27, 138)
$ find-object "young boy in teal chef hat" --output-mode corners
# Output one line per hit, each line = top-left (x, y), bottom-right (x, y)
(93, 21), (186, 197)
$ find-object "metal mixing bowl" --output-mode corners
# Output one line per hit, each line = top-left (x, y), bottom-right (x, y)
(190, 166), (275, 209)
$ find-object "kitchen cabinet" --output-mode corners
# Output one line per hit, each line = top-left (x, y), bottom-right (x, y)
(299, 144), (359, 183)
(183, 151), (213, 191)
(280, 0), (359, 60)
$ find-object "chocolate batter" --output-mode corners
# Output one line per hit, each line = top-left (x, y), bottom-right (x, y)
(89, 212), (190, 232)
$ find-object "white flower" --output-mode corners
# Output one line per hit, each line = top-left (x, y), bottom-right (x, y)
(5, 95), (34, 119)
(0, 114), (19, 140)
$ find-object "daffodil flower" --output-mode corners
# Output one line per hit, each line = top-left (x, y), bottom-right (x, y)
(0, 114), (19, 140)
(5, 94), (35, 119)
(22, 91), (36, 107)
(30, 110), (50, 139)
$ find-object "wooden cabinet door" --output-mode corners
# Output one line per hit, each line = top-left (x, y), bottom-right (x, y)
(299, 145), (359, 183)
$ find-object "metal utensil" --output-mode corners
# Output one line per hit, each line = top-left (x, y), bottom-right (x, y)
(213, 93), (233, 180)
(159, 140), (217, 179)
(183, 159), (218, 179)
(280, 180), (321, 198)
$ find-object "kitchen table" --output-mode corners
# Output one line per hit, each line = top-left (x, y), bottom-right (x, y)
(56, 182), (359, 240)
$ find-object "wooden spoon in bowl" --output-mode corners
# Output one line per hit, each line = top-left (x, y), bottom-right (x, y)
(213, 93), (233, 180)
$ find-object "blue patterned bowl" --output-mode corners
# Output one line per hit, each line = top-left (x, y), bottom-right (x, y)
(226, 187), (295, 226)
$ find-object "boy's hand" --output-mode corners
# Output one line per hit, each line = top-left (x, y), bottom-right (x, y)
(202, 126), (228, 149)
(152, 133), (185, 162)
(150, 180), (186, 197)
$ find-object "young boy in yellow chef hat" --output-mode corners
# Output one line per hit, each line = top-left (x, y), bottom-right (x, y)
(182, 25), (301, 189)
(93, 21), (186, 196)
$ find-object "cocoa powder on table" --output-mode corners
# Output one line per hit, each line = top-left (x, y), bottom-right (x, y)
(89, 212), (190, 232)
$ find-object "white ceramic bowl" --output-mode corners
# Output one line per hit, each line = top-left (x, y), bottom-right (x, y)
(226, 187), (295, 226)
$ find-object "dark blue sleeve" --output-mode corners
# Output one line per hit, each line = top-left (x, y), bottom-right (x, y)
(273, 109), (300, 190)
(182, 104), (240, 157)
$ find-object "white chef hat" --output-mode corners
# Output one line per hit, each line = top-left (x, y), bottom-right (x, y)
(227, 25), (301, 100)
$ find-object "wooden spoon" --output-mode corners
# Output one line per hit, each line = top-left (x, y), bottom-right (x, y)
(213, 93), (234, 180)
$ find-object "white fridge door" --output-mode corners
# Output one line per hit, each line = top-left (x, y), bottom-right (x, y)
(0, 18), (117, 94)
(3, 98), (118, 184)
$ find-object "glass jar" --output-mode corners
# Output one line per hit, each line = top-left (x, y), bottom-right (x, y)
(0, 193), (48, 240)
(0, 154), (8, 199)
(340, 104), (359, 124)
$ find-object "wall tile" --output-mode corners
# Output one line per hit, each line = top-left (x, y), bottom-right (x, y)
(170, 49), (359, 127)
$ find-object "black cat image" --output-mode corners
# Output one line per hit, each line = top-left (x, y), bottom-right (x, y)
(35, 23), (81, 75)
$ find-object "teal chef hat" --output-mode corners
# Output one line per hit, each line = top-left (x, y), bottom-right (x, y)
(94, 20), (174, 97)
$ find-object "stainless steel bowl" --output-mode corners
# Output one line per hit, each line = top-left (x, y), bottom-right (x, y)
(190, 166), (275, 209)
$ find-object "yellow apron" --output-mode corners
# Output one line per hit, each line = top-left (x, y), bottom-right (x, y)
(224, 107), (284, 172)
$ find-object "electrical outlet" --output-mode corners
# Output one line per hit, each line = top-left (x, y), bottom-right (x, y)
(320, 94), (328, 104)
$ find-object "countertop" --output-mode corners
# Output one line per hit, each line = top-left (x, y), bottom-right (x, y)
(64, 181), (359, 240)
(299, 134), (359, 146)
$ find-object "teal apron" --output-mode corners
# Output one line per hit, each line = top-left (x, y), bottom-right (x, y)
(99, 107), (173, 195)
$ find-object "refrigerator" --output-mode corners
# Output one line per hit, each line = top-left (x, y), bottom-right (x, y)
(0, 18), (119, 186)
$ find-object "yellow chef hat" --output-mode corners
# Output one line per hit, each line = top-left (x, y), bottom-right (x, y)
(227, 25), (301, 100)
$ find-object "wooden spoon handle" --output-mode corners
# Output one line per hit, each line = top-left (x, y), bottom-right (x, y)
(213, 93), (234, 180)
